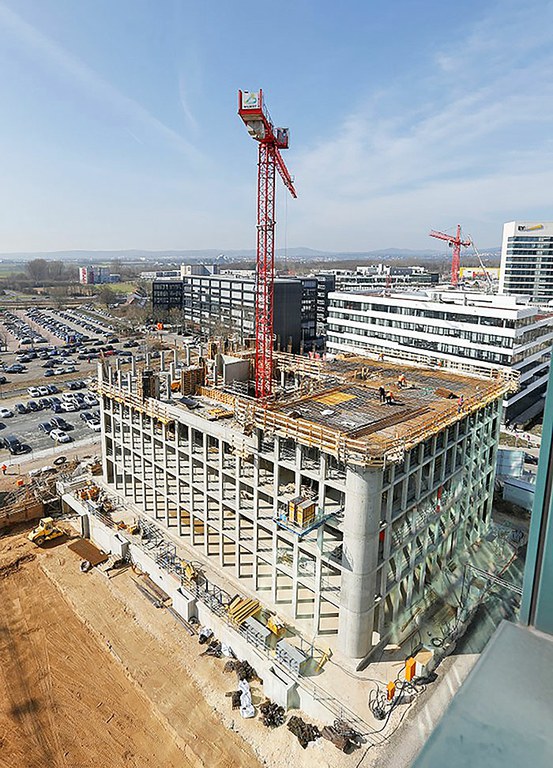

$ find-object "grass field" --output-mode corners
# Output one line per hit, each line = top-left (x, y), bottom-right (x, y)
(95, 281), (138, 294)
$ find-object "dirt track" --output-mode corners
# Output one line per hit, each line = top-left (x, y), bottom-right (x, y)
(0, 532), (261, 768)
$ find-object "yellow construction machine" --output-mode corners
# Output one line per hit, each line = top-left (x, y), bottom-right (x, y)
(28, 517), (64, 546)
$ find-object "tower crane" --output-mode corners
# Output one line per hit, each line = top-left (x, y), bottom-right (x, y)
(238, 89), (297, 398)
(429, 224), (471, 287)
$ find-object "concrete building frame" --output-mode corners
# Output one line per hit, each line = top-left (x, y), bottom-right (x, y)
(97, 354), (505, 659)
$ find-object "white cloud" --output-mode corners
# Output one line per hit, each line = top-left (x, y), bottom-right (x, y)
(291, 0), (553, 250)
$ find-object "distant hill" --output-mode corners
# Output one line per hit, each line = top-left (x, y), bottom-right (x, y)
(0, 245), (501, 264)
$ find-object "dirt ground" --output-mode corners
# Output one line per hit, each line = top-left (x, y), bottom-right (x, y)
(0, 530), (261, 768)
(0, 528), (358, 768)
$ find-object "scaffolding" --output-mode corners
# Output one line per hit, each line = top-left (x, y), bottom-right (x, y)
(103, 352), (513, 467)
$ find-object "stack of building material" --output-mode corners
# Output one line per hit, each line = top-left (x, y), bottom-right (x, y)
(259, 700), (286, 728)
(287, 716), (321, 749)
(226, 595), (260, 625)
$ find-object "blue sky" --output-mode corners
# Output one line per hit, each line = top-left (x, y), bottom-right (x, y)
(0, 0), (552, 253)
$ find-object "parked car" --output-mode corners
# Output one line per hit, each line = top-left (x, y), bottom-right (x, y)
(524, 453), (539, 465)
(60, 402), (78, 413)
(5, 364), (25, 373)
(50, 429), (71, 444)
(15, 403), (29, 414)
(28, 387), (41, 397)
(0, 435), (28, 454)
(50, 417), (70, 430)
(27, 400), (43, 412)
(0, 408), (14, 419)
(38, 422), (53, 434)
(0, 376), (7, 385)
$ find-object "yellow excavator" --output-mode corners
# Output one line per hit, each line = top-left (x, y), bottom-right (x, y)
(28, 517), (64, 546)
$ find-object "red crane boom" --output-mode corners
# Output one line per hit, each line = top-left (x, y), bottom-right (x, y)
(429, 224), (471, 287)
(238, 90), (297, 398)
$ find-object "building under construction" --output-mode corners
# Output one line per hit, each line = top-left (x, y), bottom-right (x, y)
(91, 349), (515, 659)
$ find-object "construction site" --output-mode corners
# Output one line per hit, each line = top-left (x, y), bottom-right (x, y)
(0, 89), (529, 766)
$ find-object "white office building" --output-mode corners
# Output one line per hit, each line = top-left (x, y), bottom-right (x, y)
(327, 290), (553, 424)
(499, 221), (553, 303)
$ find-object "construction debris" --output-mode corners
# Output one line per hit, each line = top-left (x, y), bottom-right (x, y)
(238, 679), (255, 719)
(223, 659), (259, 682)
(201, 640), (223, 658)
(287, 715), (321, 749)
(259, 699), (286, 728)
(321, 719), (363, 752)
(225, 690), (242, 710)
(198, 626), (214, 645)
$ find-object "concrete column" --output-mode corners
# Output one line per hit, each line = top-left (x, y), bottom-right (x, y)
(338, 465), (382, 658)
(131, 355), (136, 377)
(173, 349), (178, 366)
(313, 526), (324, 635)
(160, 350), (166, 370)
(292, 537), (300, 617)
(185, 345), (190, 366)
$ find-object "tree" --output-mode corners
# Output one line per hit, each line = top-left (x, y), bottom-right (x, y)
(48, 260), (65, 281)
(98, 285), (116, 307)
(26, 259), (48, 283)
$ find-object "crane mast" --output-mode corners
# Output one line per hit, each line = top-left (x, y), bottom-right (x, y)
(429, 224), (471, 287)
(238, 90), (297, 398)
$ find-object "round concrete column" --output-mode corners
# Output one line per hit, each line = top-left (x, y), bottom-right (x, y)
(339, 464), (382, 658)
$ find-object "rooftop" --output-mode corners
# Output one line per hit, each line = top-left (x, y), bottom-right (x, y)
(329, 289), (544, 312)
(185, 353), (513, 464)
(99, 352), (515, 465)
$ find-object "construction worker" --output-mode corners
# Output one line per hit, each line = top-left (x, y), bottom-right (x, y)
(1, 463), (6, 475)
(397, 374), (407, 388)
(386, 390), (394, 405)
(457, 395), (464, 413)
(379, 385), (386, 403)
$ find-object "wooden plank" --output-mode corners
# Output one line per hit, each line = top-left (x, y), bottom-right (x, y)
(68, 539), (109, 566)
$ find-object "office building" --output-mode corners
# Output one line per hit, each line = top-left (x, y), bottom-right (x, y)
(499, 221), (553, 303)
(152, 273), (333, 352)
(327, 290), (553, 424)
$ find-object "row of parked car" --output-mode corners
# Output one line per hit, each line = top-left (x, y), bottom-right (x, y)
(26, 308), (98, 345)
(1, 310), (47, 345)
(57, 308), (114, 338)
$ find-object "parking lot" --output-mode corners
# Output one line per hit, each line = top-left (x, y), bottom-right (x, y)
(0, 384), (101, 459)
(0, 302), (157, 467)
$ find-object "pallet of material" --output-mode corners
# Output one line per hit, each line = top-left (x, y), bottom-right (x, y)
(227, 595), (260, 625)
(68, 539), (109, 566)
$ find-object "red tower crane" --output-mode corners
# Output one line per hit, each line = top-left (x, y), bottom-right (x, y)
(429, 224), (471, 287)
(238, 90), (297, 398)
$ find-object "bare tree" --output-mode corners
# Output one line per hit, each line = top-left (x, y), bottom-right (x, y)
(26, 259), (48, 283)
